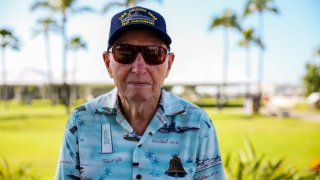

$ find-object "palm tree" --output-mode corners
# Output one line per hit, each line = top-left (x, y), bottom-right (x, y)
(31, 0), (92, 113)
(210, 9), (242, 109)
(32, 17), (58, 104)
(0, 28), (21, 107)
(31, 0), (92, 83)
(67, 35), (87, 105)
(238, 28), (264, 97)
(102, 0), (162, 13)
(243, 0), (279, 93)
(210, 9), (242, 84)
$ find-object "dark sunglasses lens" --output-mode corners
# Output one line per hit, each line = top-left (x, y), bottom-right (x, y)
(113, 45), (136, 64)
(143, 46), (167, 65)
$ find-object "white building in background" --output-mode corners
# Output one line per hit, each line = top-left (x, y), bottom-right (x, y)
(0, 68), (308, 108)
(262, 83), (306, 117)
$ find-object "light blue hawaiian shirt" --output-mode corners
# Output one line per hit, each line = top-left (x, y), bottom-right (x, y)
(55, 88), (225, 180)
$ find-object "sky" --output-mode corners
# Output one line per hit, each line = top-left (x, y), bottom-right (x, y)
(0, 0), (320, 87)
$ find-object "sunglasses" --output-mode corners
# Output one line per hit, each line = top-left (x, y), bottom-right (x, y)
(109, 44), (169, 65)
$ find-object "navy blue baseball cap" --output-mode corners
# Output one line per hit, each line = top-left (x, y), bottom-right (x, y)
(108, 6), (172, 47)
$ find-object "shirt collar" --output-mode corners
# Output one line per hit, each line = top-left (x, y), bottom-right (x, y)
(159, 88), (185, 116)
(95, 88), (185, 116)
(95, 88), (119, 115)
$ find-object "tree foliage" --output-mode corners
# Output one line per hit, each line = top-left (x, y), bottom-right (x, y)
(210, 9), (242, 31)
(0, 159), (37, 180)
(32, 17), (59, 37)
(224, 140), (320, 180)
(68, 35), (87, 51)
(243, 0), (279, 16)
(238, 28), (264, 49)
(0, 28), (21, 107)
(0, 28), (21, 50)
(303, 63), (320, 96)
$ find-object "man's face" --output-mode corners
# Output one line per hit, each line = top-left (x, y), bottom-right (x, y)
(103, 29), (174, 103)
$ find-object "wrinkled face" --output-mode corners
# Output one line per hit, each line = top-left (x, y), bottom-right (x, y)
(103, 29), (174, 103)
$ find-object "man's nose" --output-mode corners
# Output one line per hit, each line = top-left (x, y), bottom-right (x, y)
(131, 53), (147, 74)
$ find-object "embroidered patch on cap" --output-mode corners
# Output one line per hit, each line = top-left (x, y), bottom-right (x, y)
(108, 6), (172, 47)
(119, 7), (158, 27)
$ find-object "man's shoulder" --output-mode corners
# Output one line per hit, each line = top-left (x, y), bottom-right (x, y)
(162, 90), (213, 129)
(73, 89), (117, 114)
(162, 89), (207, 116)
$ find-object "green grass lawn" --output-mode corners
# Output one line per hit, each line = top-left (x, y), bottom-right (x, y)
(0, 102), (319, 179)
(205, 108), (320, 171)
(0, 102), (67, 179)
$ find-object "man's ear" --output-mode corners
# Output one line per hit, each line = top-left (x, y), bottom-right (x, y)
(102, 51), (113, 78)
(166, 53), (175, 77)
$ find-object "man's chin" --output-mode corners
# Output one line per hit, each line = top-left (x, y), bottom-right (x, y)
(127, 94), (150, 102)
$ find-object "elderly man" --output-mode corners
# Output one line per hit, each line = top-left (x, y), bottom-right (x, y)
(56, 6), (225, 180)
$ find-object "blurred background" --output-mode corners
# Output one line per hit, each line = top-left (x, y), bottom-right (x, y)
(0, 0), (319, 179)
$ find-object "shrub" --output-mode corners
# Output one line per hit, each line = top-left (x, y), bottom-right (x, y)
(0, 159), (37, 180)
(223, 140), (319, 180)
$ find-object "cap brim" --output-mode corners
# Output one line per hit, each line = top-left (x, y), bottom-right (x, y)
(108, 24), (172, 47)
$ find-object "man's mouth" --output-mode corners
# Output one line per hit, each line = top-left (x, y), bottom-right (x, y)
(128, 81), (151, 86)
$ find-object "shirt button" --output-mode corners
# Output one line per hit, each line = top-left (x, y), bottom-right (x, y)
(136, 174), (142, 179)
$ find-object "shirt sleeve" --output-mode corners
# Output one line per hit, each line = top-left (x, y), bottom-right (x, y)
(193, 113), (226, 180)
(55, 111), (81, 180)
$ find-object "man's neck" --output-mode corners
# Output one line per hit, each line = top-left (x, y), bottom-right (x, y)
(118, 94), (161, 135)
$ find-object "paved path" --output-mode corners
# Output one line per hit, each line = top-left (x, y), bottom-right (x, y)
(290, 111), (320, 122)
(260, 107), (320, 122)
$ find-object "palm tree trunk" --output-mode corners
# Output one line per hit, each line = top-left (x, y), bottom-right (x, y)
(62, 16), (67, 84)
(72, 52), (77, 84)
(62, 13), (70, 114)
(70, 52), (78, 105)
(44, 32), (52, 84)
(216, 28), (229, 110)
(254, 11), (264, 113)
(1, 47), (8, 108)
(257, 11), (264, 94)
(1, 47), (5, 85)
(223, 27), (229, 85)
(223, 28), (230, 107)
(245, 46), (251, 97)
(44, 32), (54, 105)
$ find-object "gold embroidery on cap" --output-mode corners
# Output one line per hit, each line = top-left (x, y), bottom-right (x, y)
(129, 7), (146, 13)
(120, 10), (156, 27)
(148, 12), (157, 21)
(119, 12), (127, 20)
